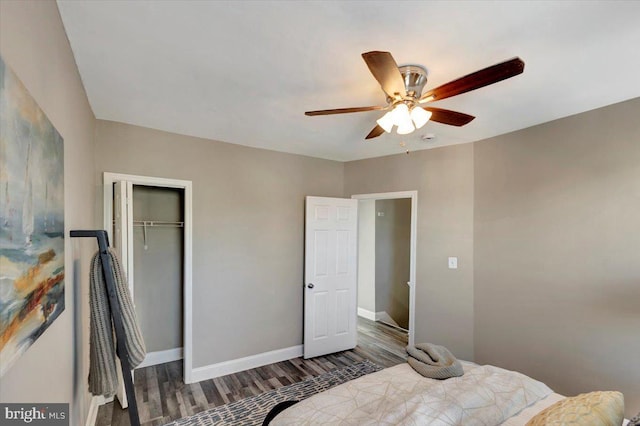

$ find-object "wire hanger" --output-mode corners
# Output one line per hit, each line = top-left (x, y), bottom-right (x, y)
(143, 221), (148, 250)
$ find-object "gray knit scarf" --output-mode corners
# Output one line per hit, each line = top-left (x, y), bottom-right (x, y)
(89, 248), (146, 398)
(406, 343), (464, 380)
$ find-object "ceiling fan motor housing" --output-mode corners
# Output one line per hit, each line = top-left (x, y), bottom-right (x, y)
(398, 65), (428, 98)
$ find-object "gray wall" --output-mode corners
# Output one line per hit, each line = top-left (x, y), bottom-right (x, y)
(132, 186), (183, 353)
(357, 199), (376, 313)
(375, 199), (411, 329)
(345, 144), (475, 360)
(474, 97), (640, 417)
(0, 1), (96, 423)
(94, 120), (344, 368)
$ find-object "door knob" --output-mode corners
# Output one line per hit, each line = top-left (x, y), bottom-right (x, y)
(307, 283), (314, 289)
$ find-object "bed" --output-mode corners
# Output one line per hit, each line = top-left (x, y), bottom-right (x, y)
(268, 361), (628, 425)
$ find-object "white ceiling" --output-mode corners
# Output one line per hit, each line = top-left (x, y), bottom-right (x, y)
(57, 1), (640, 161)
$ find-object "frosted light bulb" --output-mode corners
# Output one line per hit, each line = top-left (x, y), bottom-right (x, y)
(411, 106), (432, 129)
(396, 121), (415, 135)
(392, 104), (412, 128)
(376, 110), (395, 133)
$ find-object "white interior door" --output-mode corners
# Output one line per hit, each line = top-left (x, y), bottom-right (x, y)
(304, 196), (358, 359)
(112, 180), (134, 408)
(113, 181), (133, 289)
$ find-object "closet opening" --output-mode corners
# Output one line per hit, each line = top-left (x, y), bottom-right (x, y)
(130, 185), (184, 368)
(103, 172), (194, 409)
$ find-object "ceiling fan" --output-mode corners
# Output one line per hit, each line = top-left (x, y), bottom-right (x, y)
(305, 51), (525, 140)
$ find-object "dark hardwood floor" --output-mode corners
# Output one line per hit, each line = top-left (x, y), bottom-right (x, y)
(96, 317), (408, 426)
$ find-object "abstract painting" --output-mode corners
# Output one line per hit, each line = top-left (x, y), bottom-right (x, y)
(0, 55), (65, 376)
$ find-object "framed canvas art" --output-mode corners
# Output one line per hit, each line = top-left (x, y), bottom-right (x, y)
(0, 55), (65, 376)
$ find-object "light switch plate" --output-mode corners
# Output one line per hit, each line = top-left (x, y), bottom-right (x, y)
(448, 257), (458, 269)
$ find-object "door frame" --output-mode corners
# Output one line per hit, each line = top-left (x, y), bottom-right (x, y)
(103, 172), (194, 383)
(351, 190), (417, 347)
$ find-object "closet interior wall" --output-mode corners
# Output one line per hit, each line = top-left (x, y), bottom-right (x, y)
(132, 185), (184, 354)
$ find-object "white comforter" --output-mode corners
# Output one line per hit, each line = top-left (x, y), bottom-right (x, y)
(272, 361), (553, 425)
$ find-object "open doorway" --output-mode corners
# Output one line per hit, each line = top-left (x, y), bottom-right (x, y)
(352, 191), (417, 347)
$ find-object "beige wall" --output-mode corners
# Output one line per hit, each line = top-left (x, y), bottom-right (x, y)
(375, 198), (411, 329)
(0, 1), (96, 424)
(474, 97), (640, 417)
(357, 199), (376, 313)
(94, 120), (344, 367)
(345, 144), (475, 360)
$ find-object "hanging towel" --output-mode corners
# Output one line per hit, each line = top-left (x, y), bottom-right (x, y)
(406, 343), (464, 380)
(89, 248), (146, 398)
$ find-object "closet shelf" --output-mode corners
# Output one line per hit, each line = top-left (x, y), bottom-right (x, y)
(134, 220), (184, 227)
(112, 220), (184, 228)
(112, 219), (184, 228)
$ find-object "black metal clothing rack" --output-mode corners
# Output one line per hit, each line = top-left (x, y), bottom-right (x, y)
(70, 230), (140, 426)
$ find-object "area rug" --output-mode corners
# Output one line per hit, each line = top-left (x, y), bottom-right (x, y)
(165, 359), (383, 426)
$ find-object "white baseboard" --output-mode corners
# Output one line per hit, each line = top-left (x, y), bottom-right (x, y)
(190, 345), (303, 383)
(137, 347), (183, 368)
(376, 312), (408, 332)
(376, 311), (401, 326)
(85, 395), (113, 426)
(85, 396), (100, 426)
(357, 307), (376, 321)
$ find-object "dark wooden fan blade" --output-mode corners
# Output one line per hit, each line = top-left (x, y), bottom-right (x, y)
(423, 107), (475, 126)
(362, 51), (407, 99)
(365, 125), (385, 140)
(420, 57), (525, 102)
(305, 106), (384, 116)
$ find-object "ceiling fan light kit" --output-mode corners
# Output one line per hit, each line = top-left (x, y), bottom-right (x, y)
(376, 103), (432, 135)
(305, 51), (525, 141)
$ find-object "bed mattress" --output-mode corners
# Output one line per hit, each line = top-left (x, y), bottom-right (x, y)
(271, 361), (557, 425)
